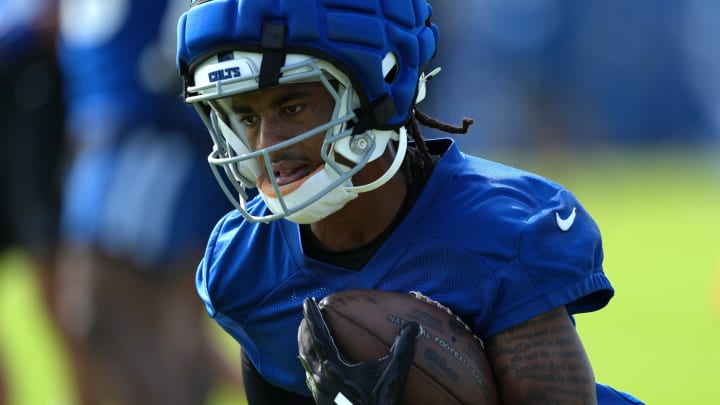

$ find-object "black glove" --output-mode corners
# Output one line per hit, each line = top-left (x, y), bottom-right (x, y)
(298, 297), (421, 405)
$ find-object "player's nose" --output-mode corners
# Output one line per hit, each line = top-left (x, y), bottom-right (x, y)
(256, 116), (290, 150)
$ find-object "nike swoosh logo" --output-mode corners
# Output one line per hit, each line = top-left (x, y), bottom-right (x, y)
(555, 207), (577, 232)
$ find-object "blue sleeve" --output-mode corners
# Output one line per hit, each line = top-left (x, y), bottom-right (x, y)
(195, 211), (262, 364)
(487, 188), (614, 336)
(596, 383), (645, 404)
(196, 214), (225, 318)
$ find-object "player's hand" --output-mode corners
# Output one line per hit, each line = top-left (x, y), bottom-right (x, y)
(298, 297), (421, 405)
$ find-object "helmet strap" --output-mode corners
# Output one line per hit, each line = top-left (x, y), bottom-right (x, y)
(259, 22), (287, 88)
(346, 127), (408, 194)
(352, 94), (397, 134)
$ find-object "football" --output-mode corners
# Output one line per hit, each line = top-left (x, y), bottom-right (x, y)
(312, 289), (499, 405)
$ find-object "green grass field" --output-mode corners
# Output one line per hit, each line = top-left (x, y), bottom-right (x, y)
(1, 146), (719, 404)
(496, 145), (720, 404)
(0, 252), (246, 405)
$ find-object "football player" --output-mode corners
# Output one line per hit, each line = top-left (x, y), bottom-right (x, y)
(54, 0), (235, 403)
(0, 0), (65, 402)
(177, 0), (644, 403)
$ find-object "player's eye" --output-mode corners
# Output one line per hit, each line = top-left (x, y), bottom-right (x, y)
(284, 104), (303, 115)
(238, 114), (259, 127)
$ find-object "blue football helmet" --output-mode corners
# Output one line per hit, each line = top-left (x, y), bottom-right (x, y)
(177, 0), (439, 223)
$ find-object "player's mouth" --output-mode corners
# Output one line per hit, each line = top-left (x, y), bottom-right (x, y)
(272, 160), (314, 185)
(257, 162), (323, 197)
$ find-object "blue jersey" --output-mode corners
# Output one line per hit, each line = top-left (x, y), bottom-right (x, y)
(57, 0), (196, 140)
(198, 138), (614, 396)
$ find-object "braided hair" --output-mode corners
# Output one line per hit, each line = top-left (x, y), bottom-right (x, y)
(401, 107), (475, 183)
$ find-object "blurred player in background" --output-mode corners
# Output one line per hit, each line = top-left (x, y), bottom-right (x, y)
(0, 0), (65, 402)
(54, 0), (235, 403)
(176, 0), (643, 403)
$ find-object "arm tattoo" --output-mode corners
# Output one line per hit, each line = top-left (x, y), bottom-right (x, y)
(485, 307), (597, 404)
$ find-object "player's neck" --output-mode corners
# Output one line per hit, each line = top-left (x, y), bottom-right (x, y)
(308, 161), (407, 252)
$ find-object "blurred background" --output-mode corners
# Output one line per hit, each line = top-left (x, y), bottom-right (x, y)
(2, 0), (719, 404)
(421, 2), (720, 404)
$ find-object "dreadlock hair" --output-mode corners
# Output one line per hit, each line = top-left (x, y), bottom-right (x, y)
(401, 106), (475, 184)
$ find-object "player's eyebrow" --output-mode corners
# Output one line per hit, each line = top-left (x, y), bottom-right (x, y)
(229, 89), (313, 114)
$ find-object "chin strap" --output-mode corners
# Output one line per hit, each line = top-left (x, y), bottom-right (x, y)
(345, 127), (408, 194)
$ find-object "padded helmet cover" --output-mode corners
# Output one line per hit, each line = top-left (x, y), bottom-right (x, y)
(177, 0), (439, 130)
